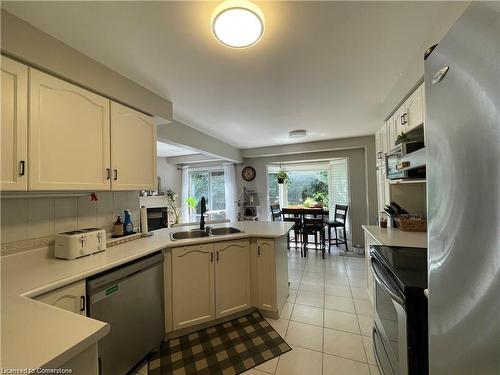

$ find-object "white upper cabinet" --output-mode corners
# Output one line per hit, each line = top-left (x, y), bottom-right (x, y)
(111, 102), (157, 190)
(386, 115), (397, 151)
(29, 69), (111, 190)
(404, 83), (424, 131)
(1, 56), (28, 191)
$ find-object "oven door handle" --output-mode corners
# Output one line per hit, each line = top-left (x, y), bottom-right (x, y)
(370, 257), (405, 307)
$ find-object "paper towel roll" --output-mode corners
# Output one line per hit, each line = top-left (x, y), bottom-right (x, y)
(140, 206), (148, 234)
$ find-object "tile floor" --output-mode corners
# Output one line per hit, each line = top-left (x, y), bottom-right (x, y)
(244, 247), (379, 375)
(136, 246), (378, 375)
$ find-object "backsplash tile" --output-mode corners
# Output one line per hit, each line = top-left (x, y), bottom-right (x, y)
(0, 191), (140, 249)
(1, 199), (28, 243)
(54, 198), (78, 233)
(77, 196), (97, 229)
(27, 199), (55, 239)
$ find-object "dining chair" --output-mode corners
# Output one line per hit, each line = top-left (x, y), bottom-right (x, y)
(302, 208), (326, 258)
(270, 204), (282, 221)
(281, 208), (303, 252)
(324, 204), (349, 252)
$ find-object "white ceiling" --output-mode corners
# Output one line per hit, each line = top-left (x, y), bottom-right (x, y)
(3, 1), (466, 148)
(156, 141), (198, 157)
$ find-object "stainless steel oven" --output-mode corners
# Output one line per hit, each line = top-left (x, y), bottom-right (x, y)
(370, 245), (428, 375)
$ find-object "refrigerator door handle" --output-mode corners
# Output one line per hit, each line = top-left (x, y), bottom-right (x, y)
(432, 66), (449, 85)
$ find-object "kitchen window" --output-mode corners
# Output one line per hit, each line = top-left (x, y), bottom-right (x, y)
(267, 159), (351, 233)
(188, 169), (226, 221)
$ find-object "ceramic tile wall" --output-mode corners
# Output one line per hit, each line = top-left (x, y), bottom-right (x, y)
(1, 191), (140, 244)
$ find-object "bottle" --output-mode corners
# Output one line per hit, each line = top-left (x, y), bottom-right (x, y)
(123, 209), (134, 235)
(114, 216), (124, 237)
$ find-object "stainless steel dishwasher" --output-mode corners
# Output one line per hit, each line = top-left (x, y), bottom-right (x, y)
(87, 252), (164, 375)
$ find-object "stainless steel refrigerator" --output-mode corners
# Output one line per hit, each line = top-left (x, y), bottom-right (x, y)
(425, 3), (500, 374)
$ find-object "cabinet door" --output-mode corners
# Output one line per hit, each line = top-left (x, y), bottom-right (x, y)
(375, 128), (382, 167)
(380, 123), (388, 167)
(364, 234), (379, 303)
(1, 56), (28, 191)
(395, 105), (407, 136)
(29, 69), (111, 190)
(256, 239), (276, 311)
(111, 102), (157, 190)
(214, 240), (251, 318)
(405, 84), (424, 131)
(36, 280), (86, 315)
(376, 169), (384, 216)
(172, 244), (215, 330)
(386, 115), (397, 150)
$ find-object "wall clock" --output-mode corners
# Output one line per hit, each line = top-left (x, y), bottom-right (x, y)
(241, 166), (256, 182)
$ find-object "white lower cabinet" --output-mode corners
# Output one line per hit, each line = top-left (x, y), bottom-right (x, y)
(36, 280), (86, 315)
(171, 244), (215, 330)
(255, 239), (277, 311)
(170, 239), (271, 330)
(364, 233), (380, 303)
(214, 240), (251, 318)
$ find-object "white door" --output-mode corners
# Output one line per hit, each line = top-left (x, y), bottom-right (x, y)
(36, 280), (86, 315)
(110, 102), (157, 190)
(1, 56), (28, 191)
(256, 239), (276, 311)
(214, 240), (251, 318)
(171, 244), (215, 329)
(29, 69), (111, 190)
(405, 84), (424, 131)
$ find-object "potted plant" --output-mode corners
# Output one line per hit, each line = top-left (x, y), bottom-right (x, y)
(276, 170), (289, 185)
(303, 197), (316, 208)
(313, 192), (328, 208)
(165, 189), (198, 224)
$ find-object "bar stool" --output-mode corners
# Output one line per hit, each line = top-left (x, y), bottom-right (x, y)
(324, 205), (349, 252)
(302, 209), (326, 258)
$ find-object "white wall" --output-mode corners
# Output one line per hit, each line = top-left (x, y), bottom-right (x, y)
(157, 158), (182, 206)
(236, 148), (371, 247)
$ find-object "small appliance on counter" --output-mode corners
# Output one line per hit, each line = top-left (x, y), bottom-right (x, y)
(55, 228), (106, 260)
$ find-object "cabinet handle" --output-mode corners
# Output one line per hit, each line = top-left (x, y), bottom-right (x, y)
(216, 251), (219, 262)
(257, 246), (261, 256)
(106, 168), (111, 180)
(210, 252), (214, 262)
(80, 295), (86, 312)
(113, 169), (118, 180)
(19, 161), (25, 176)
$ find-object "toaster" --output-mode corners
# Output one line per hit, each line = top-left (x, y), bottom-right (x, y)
(55, 228), (107, 260)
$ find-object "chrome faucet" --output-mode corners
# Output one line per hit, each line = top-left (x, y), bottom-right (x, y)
(200, 196), (207, 231)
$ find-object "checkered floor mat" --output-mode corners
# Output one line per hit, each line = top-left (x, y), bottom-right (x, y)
(148, 310), (291, 374)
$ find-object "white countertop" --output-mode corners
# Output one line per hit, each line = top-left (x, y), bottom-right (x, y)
(1, 221), (293, 369)
(362, 225), (427, 248)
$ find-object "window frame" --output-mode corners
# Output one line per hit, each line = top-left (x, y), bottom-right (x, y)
(187, 167), (226, 221)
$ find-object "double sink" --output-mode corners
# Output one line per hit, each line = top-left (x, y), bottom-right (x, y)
(170, 226), (242, 241)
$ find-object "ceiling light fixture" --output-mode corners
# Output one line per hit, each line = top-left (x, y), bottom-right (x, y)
(288, 130), (307, 139)
(211, 0), (265, 48)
